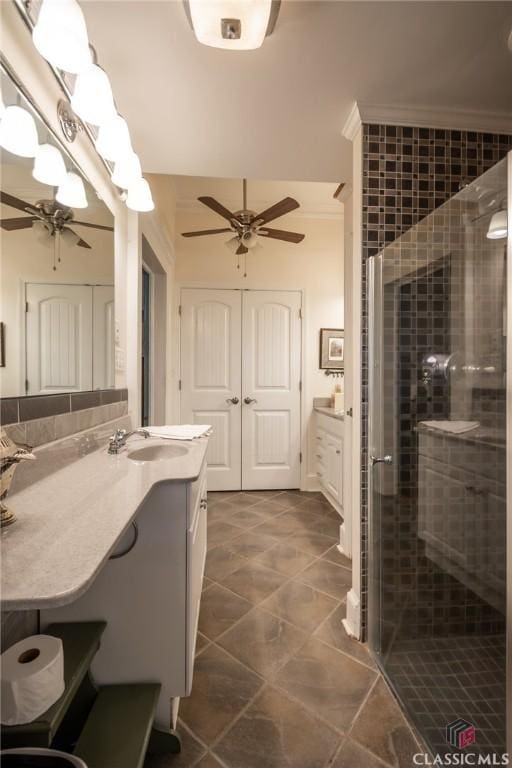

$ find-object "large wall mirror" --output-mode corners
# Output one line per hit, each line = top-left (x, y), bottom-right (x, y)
(0, 65), (115, 399)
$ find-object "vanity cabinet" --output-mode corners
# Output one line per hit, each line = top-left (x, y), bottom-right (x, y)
(315, 411), (344, 514)
(41, 462), (208, 732)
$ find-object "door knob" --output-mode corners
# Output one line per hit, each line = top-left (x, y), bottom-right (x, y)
(370, 455), (393, 466)
(226, 397), (240, 405)
(244, 397), (257, 405)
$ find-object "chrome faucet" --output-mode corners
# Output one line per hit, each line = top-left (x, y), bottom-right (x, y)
(108, 428), (150, 455)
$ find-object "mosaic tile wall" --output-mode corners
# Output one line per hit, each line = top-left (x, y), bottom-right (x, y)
(360, 125), (512, 639)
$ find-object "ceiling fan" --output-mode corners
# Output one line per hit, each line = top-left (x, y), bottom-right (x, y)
(181, 179), (305, 258)
(0, 191), (114, 250)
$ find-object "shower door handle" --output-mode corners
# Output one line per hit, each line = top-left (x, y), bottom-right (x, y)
(370, 455), (393, 466)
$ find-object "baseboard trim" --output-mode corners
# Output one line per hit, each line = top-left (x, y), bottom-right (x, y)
(342, 588), (361, 639)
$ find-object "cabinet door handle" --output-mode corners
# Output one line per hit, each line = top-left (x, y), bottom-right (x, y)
(226, 397), (239, 405)
(200, 498), (207, 509)
(244, 397), (257, 405)
(336, 449), (341, 455)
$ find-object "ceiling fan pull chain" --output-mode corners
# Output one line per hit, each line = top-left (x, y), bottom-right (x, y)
(243, 252), (247, 278)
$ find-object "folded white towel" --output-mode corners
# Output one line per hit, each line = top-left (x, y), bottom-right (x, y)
(146, 425), (212, 441)
(420, 420), (479, 435)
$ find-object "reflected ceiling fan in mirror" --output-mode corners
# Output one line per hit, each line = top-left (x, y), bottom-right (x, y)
(0, 191), (114, 270)
(181, 179), (305, 276)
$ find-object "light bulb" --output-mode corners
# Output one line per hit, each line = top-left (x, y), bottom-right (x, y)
(126, 178), (154, 212)
(71, 64), (116, 126)
(241, 229), (259, 248)
(56, 171), (88, 208)
(111, 151), (142, 189)
(60, 227), (80, 246)
(486, 209), (508, 240)
(95, 114), (132, 162)
(32, 220), (52, 247)
(0, 106), (39, 157)
(33, 143), (67, 186)
(32, 0), (92, 74)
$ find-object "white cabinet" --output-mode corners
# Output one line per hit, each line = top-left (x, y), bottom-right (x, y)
(315, 411), (344, 513)
(42, 462), (208, 733)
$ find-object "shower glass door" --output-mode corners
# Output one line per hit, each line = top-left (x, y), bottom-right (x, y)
(368, 156), (509, 761)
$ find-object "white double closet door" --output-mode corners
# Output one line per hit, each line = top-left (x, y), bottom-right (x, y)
(180, 288), (302, 491)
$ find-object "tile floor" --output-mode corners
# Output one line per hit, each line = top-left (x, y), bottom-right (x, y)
(145, 490), (421, 768)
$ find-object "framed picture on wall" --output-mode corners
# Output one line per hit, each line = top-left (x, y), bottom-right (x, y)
(319, 328), (344, 370)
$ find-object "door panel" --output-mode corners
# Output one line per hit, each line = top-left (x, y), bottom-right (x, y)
(26, 283), (93, 394)
(180, 289), (242, 491)
(242, 290), (301, 489)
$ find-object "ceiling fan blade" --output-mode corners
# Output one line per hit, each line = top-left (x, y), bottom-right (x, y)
(252, 197), (300, 226)
(0, 216), (38, 231)
(72, 221), (114, 232)
(258, 227), (305, 243)
(182, 228), (232, 238)
(198, 196), (237, 223)
(236, 243), (248, 255)
(76, 237), (92, 249)
(1, 191), (39, 215)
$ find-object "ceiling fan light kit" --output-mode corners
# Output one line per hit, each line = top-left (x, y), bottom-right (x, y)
(56, 171), (88, 208)
(0, 105), (39, 158)
(33, 143), (67, 186)
(187, 0), (275, 50)
(27, 0), (154, 213)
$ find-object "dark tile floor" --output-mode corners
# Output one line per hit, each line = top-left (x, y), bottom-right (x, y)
(145, 490), (421, 768)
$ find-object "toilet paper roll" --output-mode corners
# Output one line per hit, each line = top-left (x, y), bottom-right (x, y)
(1, 635), (65, 725)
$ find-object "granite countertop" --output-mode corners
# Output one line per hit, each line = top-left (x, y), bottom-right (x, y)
(1, 433), (208, 611)
(314, 406), (344, 421)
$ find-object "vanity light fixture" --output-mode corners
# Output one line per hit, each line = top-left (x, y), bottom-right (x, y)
(95, 114), (132, 162)
(32, 0), (92, 74)
(71, 64), (116, 127)
(111, 151), (142, 190)
(126, 178), (155, 212)
(32, 143), (67, 186)
(56, 171), (88, 208)
(186, 0), (280, 50)
(0, 105), (39, 157)
(486, 209), (508, 240)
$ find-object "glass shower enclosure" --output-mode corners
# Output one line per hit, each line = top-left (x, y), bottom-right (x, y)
(368, 154), (510, 761)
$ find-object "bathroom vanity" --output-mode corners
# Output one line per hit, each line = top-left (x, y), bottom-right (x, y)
(314, 406), (346, 551)
(1, 427), (209, 734)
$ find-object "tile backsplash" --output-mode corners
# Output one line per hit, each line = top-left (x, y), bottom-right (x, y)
(1, 389), (128, 448)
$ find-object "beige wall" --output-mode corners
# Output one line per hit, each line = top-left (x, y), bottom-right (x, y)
(174, 208), (344, 488)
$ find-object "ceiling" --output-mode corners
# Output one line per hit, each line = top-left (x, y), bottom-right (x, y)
(82, 1), (512, 183)
(172, 176), (343, 219)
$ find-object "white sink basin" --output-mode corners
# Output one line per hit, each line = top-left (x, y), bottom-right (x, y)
(127, 444), (189, 462)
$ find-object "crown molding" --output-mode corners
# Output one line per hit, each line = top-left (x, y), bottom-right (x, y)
(342, 103), (362, 141)
(357, 102), (512, 135)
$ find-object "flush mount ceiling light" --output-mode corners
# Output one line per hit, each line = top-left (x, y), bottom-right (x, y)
(0, 105), (39, 157)
(95, 114), (132, 162)
(486, 209), (508, 240)
(126, 178), (155, 212)
(32, 0), (92, 74)
(33, 143), (67, 186)
(71, 64), (116, 127)
(56, 171), (88, 208)
(185, 0), (280, 50)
